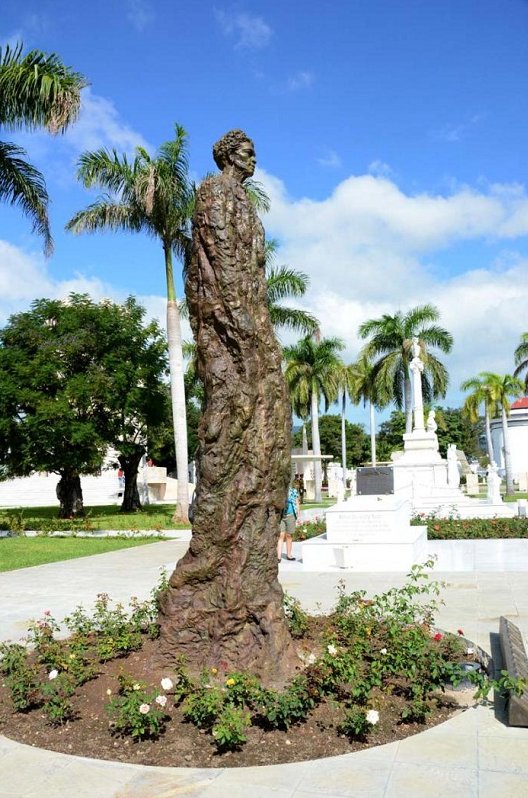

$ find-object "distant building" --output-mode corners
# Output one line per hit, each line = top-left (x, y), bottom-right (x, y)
(490, 397), (528, 477)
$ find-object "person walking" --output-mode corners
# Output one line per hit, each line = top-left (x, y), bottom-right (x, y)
(277, 480), (300, 563)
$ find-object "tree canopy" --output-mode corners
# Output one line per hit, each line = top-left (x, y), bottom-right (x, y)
(0, 43), (86, 254)
(0, 294), (169, 516)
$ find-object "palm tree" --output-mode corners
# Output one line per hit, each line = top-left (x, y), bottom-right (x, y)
(462, 372), (523, 495)
(358, 304), (453, 434)
(461, 374), (497, 464)
(350, 354), (390, 467)
(265, 240), (318, 336)
(335, 361), (360, 491)
(514, 332), (528, 390)
(483, 372), (523, 495)
(283, 334), (345, 502)
(0, 43), (86, 254)
(66, 126), (194, 521)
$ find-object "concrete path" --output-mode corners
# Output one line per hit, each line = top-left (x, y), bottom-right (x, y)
(1, 539), (528, 797)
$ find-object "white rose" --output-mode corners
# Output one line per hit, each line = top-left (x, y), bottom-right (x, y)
(307, 653), (317, 665)
(48, 669), (58, 680)
(327, 644), (337, 656)
(106, 689), (112, 696)
(139, 703), (150, 714)
(161, 677), (174, 691)
(366, 709), (379, 725)
(466, 647), (475, 655)
(133, 683), (141, 691)
(155, 694), (167, 707)
(380, 648), (388, 655)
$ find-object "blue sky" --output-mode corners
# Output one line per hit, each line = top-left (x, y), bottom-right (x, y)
(2, 0), (528, 427)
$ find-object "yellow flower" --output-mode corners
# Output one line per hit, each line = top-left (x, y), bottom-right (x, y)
(211, 667), (218, 675)
(226, 678), (235, 687)
(365, 627), (371, 637)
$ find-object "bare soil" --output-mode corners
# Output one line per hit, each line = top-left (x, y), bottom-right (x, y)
(0, 638), (465, 768)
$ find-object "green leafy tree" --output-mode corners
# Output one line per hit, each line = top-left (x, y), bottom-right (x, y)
(461, 375), (499, 469)
(66, 125), (193, 521)
(0, 43), (86, 253)
(514, 332), (528, 390)
(96, 297), (169, 512)
(283, 335), (345, 502)
(0, 294), (169, 517)
(481, 372), (523, 495)
(358, 304), (453, 434)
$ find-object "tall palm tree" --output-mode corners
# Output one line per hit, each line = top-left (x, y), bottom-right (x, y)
(514, 332), (528, 390)
(461, 372), (523, 495)
(461, 374), (497, 464)
(66, 126), (194, 521)
(483, 372), (523, 496)
(358, 304), (453, 434)
(0, 43), (86, 254)
(335, 361), (360, 490)
(350, 354), (391, 467)
(283, 334), (345, 502)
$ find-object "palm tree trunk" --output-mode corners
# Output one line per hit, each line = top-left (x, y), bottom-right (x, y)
(312, 388), (322, 502)
(404, 375), (412, 433)
(484, 408), (493, 465)
(165, 245), (189, 523)
(501, 406), (514, 495)
(369, 401), (377, 466)
(341, 391), (347, 491)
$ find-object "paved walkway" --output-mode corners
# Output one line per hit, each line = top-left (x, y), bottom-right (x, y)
(1, 539), (528, 797)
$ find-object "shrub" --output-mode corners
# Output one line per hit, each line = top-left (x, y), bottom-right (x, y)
(41, 672), (76, 725)
(211, 705), (250, 751)
(283, 592), (309, 638)
(106, 673), (168, 740)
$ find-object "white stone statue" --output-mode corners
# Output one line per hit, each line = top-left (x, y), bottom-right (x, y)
(426, 410), (437, 433)
(486, 461), (502, 504)
(447, 443), (460, 488)
(409, 336), (425, 431)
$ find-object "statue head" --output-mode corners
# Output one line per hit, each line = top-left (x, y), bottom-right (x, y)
(213, 129), (256, 180)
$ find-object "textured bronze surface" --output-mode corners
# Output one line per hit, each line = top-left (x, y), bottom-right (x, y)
(158, 131), (294, 682)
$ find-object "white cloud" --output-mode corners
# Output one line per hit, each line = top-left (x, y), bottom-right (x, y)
(0, 241), (192, 342)
(256, 168), (528, 405)
(215, 9), (272, 49)
(125, 0), (154, 32)
(368, 159), (394, 178)
(317, 149), (341, 168)
(431, 113), (485, 143)
(286, 70), (313, 92)
(0, 240), (114, 324)
(63, 88), (150, 155)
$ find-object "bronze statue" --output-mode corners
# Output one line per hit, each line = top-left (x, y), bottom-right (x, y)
(158, 130), (295, 683)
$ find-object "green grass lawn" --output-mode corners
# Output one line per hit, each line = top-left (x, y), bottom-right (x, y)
(0, 504), (189, 533)
(0, 536), (163, 572)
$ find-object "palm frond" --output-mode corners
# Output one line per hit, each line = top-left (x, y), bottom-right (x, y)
(0, 140), (52, 254)
(66, 199), (144, 234)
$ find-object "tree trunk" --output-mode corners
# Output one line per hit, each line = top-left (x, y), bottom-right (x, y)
(501, 407), (514, 495)
(158, 168), (295, 684)
(369, 401), (377, 466)
(341, 391), (347, 491)
(164, 243), (189, 524)
(56, 472), (84, 518)
(312, 389), (322, 503)
(404, 375), (413, 433)
(119, 451), (144, 512)
(484, 408), (494, 464)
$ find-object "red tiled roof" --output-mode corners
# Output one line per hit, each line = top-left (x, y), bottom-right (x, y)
(511, 396), (528, 409)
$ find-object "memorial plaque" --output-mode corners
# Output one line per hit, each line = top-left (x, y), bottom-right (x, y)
(356, 466), (394, 495)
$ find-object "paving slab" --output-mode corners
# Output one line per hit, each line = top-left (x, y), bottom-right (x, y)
(2, 542), (528, 797)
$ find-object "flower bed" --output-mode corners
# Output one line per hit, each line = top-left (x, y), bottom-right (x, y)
(0, 562), (517, 768)
(411, 515), (528, 539)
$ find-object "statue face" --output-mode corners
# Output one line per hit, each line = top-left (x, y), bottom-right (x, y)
(232, 139), (256, 179)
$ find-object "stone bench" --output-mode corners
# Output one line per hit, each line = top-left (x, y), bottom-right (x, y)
(499, 616), (528, 726)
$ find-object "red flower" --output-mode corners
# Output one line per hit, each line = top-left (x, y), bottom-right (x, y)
(457, 628), (464, 636)
(433, 632), (443, 641)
